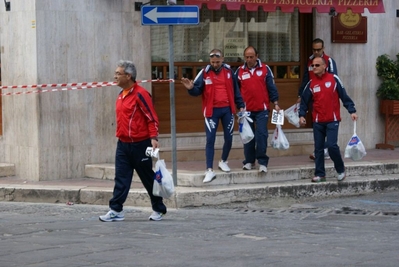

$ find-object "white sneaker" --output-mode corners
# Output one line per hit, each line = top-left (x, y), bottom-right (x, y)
(149, 211), (164, 221)
(259, 165), (267, 173)
(99, 210), (125, 222)
(243, 163), (253, 170)
(337, 172), (346, 181)
(218, 160), (230, 172)
(203, 169), (216, 183)
(324, 148), (330, 160)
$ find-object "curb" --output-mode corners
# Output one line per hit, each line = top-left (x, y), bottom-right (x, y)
(2, 175), (399, 208)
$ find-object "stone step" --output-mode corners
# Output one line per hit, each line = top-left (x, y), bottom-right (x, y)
(159, 129), (314, 148)
(158, 129), (315, 161)
(84, 160), (398, 188)
(158, 142), (314, 162)
(0, 163), (15, 177)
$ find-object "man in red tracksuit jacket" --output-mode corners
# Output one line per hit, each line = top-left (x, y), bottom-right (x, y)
(298, 38), (338, 161)
(99, 60), (167, 222)
(181, 49), (245, 183)
(235, 46), (280, 173)
(299, 57), (358, 183)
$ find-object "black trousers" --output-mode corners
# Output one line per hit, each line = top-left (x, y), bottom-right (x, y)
(109, 139), (167, 214)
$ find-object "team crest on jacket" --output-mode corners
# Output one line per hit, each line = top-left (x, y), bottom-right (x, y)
(256, 70), (263, 76)
(227, 72), (231, 79)
(325, 82), (331, 88)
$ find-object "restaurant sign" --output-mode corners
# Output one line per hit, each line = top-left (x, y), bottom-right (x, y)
(331, 9), (367, 43)
(184, 0), (385, 13)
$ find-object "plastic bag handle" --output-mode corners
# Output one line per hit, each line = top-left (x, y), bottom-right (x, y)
(353, 120), (357, 135)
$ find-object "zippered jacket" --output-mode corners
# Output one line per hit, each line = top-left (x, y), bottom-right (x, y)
(299, 72), (356, 123)
(235, 59), (279, 111)
(188, 63), (244, 117)
(116, 83), (159, 142)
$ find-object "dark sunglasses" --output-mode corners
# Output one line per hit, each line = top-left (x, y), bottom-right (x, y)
(311, 64), (321, 68)
(209, 53), (221, 58)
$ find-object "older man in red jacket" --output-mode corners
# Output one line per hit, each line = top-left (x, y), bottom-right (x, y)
(99, 60), (167, 222)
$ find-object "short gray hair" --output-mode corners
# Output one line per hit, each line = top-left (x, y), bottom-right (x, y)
(117, 60), (136, 82)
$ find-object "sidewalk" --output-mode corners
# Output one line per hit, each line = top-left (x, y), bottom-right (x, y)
(0, 148), (399, 208)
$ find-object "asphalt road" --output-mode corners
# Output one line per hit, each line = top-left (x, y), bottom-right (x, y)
(1, 190), (399, 267)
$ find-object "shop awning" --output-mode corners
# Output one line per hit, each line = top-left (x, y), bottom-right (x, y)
(183, 0), (385, 13)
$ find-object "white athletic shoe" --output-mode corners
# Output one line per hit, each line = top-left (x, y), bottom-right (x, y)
(259, 165), (268, 173)
(218, 160), (231, 172)
(149, 211), (164, 221)
(337, 172), (346, 182)
(243, 163), (253, 170)
(203, 169), (216, 183)
(99, 210), (125, 222)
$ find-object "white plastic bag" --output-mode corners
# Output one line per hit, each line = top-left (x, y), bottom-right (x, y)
(270, 125), (290, 150)
(237, 111), (254, 144)
(153, 158), (175, 199)
(284, 103), (300, 128)
(344, 121), (367, 161)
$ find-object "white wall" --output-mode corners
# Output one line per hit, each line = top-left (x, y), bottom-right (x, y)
(314, 1), (399, 150)
(0, 0), (151, 180)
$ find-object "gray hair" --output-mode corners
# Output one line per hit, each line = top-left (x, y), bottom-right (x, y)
(117, 60), (136, 82)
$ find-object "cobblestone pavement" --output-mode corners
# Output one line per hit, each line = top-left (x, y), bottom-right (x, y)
(1, 190), (399, 267)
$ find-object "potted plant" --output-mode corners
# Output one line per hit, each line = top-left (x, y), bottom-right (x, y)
(375, 53), (399, 115)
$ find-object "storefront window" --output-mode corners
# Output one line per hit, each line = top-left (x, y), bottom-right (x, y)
(151, 4), (300, 64)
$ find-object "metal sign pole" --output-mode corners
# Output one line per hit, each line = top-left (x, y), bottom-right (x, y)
(140, 5), (199, 187)
(168, 25), (177, 186)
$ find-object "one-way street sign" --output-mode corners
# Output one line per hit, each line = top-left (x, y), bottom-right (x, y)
(141, 5), (199, 25)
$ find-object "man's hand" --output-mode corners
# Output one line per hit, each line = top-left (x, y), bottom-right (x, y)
(181, 78), (194, 90)
(151, 139), (159, 149)
(351, 113), (358, 121)
(299, 116), (306, 126)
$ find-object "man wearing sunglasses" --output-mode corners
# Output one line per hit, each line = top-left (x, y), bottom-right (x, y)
(297, 38), (338, 161)
(235, 46), (280, 173)
(181, 49), (245, 183)
(299, 57), (358, 183)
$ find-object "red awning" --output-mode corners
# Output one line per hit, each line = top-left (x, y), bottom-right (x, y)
(183, 0), (385, 13)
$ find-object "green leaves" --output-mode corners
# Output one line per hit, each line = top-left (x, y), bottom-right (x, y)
(376, 54), (399, 100)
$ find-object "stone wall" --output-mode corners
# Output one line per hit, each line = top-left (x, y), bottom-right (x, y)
(0, 0), (151, 180)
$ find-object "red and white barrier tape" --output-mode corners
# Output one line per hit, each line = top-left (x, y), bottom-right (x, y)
(0, 81), (115, 90)
(0, 79), (174, 96)
(1, 83), (112, 96)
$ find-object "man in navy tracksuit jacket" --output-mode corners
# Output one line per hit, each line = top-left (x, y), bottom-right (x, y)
(181, 49), (245, 183)
(235, 46), (280, 173)
(298, 38), (338, 161)
(299, 57), (358, 183)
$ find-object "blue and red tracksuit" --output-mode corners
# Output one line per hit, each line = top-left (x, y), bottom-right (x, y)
(299, 72), (356, 177)
(188, 63), (245, 169)
(235, 59), (279, 167)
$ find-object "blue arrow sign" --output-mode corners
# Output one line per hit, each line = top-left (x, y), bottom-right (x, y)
(141, 5), (199, 25)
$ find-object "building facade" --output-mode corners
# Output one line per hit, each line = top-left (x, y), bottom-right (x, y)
(0, 0), (396, 181)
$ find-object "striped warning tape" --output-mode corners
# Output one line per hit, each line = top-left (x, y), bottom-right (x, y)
(0, 79), (174, 96)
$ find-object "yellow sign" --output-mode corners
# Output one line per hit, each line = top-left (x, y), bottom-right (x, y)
(338, 9), (361, 28)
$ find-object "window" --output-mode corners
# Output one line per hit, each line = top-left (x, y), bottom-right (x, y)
(150, 4), (300, 65)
